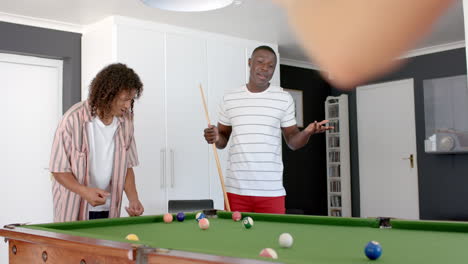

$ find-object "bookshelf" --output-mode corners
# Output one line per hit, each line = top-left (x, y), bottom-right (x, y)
(325, 94), (351, 217)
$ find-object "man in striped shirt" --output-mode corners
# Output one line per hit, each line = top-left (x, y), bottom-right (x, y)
(204, 46), (332, 214)
(49, 63), (145, 222)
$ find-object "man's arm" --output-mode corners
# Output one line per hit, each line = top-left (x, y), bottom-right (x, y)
(124, 168), (144, 216)
(204, 123), (232, 149)
(282, 120), (332, 150)
(52, 172), (109, 207)
(274, 0), (454, 89)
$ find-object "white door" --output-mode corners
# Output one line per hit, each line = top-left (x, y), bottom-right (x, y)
(357, 79), (419, 219)
(207, 39), (246, 209)
(0, 53), (62, 262)
(165, 33), (210, 201)
(116, 25), (167, 215)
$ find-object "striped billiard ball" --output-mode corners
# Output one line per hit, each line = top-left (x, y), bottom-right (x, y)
(242, 216), (254, 229)
(195, 212), (206, 222)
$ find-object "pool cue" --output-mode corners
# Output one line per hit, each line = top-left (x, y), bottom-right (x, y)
(199, 84), (231, 212)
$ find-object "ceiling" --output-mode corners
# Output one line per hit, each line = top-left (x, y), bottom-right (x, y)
(0, 0), (465, 64)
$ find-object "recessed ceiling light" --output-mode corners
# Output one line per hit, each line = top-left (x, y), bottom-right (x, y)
(140, 0), (235, 12)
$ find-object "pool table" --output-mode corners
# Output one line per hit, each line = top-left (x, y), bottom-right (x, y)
(2, 210), (468, 263)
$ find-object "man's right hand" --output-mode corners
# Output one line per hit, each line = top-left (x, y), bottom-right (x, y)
(81, 187), (110, 207)
(204, 125), (219, 144)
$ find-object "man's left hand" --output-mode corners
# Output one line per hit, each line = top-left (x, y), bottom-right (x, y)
(304, 120), (333, 135)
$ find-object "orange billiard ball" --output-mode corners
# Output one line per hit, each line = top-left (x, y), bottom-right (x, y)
(198, 218), (210, 230)
(163, 213), (173, 223)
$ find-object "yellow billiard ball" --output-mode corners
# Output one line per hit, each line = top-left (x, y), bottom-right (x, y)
(125, 234), (139, 241)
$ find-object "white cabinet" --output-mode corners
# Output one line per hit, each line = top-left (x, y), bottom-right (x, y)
(165, 33), (210, 201)
(82, 16), (279, 215)
(115, 25), (167, 215)
(325, 94), (351, 217)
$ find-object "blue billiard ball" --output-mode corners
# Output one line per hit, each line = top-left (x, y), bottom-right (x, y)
(176, 212), (185, 222)
(365, 241), (382, 260)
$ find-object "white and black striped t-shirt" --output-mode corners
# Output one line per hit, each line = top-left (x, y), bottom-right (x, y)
(218, 85), (296, 197)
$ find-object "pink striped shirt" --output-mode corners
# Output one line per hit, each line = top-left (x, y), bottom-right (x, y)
(49, 100), (139, 222)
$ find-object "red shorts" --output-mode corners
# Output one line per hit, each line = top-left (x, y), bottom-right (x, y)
(226, 192), (285, 214)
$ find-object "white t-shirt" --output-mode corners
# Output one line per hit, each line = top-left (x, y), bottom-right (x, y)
(86, 116), (118, 212)
(218, 85), (296, 197)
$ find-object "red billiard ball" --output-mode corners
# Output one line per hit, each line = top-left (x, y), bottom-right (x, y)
(232, 211), (242, 221)
(259, 248), (278, 259)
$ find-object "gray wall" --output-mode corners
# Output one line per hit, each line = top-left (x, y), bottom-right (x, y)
(0, 21), (81, 112)
(333, 48), (468, 220)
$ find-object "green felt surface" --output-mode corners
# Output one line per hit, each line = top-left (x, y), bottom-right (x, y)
(24, 212), (468, 264)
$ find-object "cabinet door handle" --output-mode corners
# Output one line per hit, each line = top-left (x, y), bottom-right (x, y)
(170, 149), (175, 188)
(160, 148), (166, 188)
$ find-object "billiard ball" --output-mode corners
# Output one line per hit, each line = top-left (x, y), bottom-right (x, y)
(278, 233), (293, 248)
(242, 216), (254, 229)
(163, 213), (173, 223)
(198, 218), (210, 230)
(195, 212), (206, 222)
(125, 234), (139, 241)
(259, 248), (278, 259)
(176, 212), (185, 222)
(365, 241), (382, 260)
(232, 211), (242, 221)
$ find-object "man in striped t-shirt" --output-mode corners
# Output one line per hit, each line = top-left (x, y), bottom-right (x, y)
(204, 46), (332, 214)
(49, 63), (145, 222)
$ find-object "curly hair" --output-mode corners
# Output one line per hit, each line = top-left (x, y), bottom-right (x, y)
(88, 63), (143, 118)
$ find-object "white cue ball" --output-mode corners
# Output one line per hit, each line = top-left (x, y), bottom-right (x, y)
(279, 233), (293, 248)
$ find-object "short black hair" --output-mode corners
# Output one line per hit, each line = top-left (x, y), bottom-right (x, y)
(251, 45), (276, 58)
